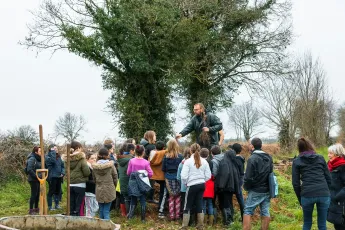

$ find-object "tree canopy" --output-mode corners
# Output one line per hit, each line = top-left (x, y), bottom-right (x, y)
(23, 0), (292, 140)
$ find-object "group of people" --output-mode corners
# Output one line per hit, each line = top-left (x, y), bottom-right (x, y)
(25, 102), (345, 230)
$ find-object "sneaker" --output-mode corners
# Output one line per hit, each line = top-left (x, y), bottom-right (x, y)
(55, 205), (62, 210)
(158, 212), (165, 219)
(49, 207), (56, 211)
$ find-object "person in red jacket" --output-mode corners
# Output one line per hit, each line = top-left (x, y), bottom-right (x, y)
(200, 148), (214, 226)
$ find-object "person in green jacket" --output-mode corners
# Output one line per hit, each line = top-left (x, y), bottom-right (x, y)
(176, 103), (223, 149)
(117, 143), (135, 215)
(65, 141), (90, 216)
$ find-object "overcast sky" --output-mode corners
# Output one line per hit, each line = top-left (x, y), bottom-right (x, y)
(0, 0), (344, 144)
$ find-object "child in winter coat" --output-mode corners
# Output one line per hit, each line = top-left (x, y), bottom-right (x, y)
(92, 148), (118, 220)
(85, 152), (98, 217)
(162, 139), (183, 221)
(149, 141), (167, 218)
(200, 148), (215, 225)
(127, 145), (153, 222)
(177, 147), (191, 219)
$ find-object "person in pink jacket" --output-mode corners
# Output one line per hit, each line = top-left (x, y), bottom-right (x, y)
(126, 145), (153, 222)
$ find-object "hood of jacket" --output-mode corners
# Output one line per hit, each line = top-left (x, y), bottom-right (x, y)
(118, 155), (133, 167)
(140, 138), (149, 146)
(68, 151), (86, 170)
(253, 150), (271, 163)
(28, 152), (41, 162)
(92, 160), (113, 176)
(213, 153), (224, 163)
(299, 152), (319, 164)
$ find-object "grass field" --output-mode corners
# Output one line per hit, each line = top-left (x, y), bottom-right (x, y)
(0, 149), (336, 229)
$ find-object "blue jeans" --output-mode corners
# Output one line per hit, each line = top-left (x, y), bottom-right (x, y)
(244, 191), (270, 217)
(203, 198), (214, 215)
(301, 196), (330, 230)
(99, 202), (112, 220)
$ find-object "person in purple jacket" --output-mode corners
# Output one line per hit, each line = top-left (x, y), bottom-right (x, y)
(126, 145), (153, 222)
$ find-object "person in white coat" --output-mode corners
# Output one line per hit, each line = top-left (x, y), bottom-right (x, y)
(181, 143), (211, 230)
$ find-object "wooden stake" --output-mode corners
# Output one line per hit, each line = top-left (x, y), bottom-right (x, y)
(39, 125), (48, 215)
(66, 144), (71, 216)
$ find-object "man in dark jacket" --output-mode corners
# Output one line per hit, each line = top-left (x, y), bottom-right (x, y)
(243, 138), (273, 230)
(176, 103), (223, 149)
(46, 144), (65, 210)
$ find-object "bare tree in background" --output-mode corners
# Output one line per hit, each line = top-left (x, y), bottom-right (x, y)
(8, 125), (39, 144)
(291, 52), (334, 147)
(260, 79), (298, 152)
(337, 105), (345, 143)
(227, 101), (261, 142)
(54, 112), (87, 142)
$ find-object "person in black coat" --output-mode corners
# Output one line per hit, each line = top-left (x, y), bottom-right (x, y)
(327, 144), (345, 230)
(27, 146), (42, 215)
(292, 138), (331, 230)
(216, 149), (240, 226)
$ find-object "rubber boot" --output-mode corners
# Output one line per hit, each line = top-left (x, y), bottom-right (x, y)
(125, 201), (130, 215)
(180, 213), (190, 230)
(120, 204), (127, 217)
(221, 209), (230, 226)
(189, 213), (196, 226)
(208, 215), (214, 226)
(213, 208), (217, 224)
(141, 205), (146, 223)
(127, 205), (136, 219)
(227, 208), (233, 225)
(196, 213), (205, 230)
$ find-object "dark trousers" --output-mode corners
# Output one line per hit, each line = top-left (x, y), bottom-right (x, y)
(181, 192), (186, 215)
(147, 179), (155, 201)
(47, 177), (62, 207)
(218, 191), (232, 209)
(335, 224), (345, 230)
(29, 181), (40, 209)
(184, 183), (205, 214)
(70, 186), (85, 216)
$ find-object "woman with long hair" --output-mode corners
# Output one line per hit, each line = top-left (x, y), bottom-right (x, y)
(181, 143), (211, 229)
(292, 138), (331, 230)
(162, 139), (183, 221)
(27, 146), (42, 215)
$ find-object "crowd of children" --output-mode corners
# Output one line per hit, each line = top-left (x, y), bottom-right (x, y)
(27, 134), (277, 230)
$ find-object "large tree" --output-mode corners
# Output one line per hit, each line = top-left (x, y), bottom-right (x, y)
(22, 0), (292, 139)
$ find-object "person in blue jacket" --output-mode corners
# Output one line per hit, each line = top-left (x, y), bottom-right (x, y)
(46, 144), (65, 210)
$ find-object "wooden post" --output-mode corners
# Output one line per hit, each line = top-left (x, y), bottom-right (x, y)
(39, 125), (48, 215)
(66, 144), (71, 216)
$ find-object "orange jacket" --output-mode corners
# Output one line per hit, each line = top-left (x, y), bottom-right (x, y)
(150, 150), (167, 181)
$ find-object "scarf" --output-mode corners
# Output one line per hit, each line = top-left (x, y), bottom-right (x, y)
(328, 157), (345, 172)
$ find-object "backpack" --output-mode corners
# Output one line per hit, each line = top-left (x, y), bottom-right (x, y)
(268, 161), (278, 198)
(24, 156), (36, 175)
